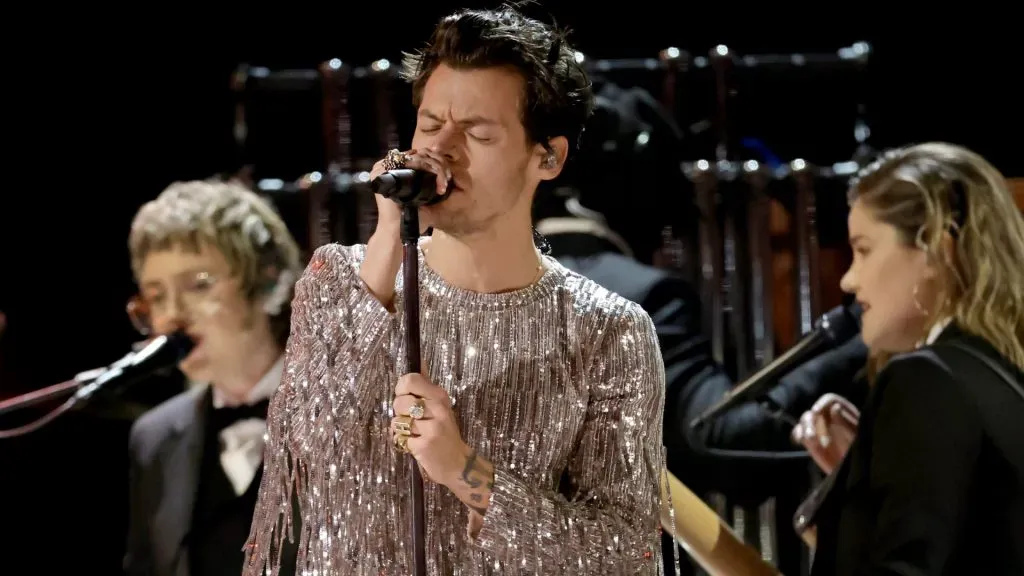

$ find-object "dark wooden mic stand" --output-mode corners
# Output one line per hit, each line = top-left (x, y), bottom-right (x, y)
(400, 204), (427, 576)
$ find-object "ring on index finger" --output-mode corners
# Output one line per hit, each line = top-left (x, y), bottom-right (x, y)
(382, 149), (409, 171)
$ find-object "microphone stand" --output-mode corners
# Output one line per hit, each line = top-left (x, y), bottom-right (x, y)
(0, 379), (79, 417)
(0, 333), (192, 439)
(0, 367), (109, 430)
(400, 204), (427, 576)
(372, 168), (452, 576)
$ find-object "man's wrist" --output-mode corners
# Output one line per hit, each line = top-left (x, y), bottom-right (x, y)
(444, 442), (476, 488)
(448, 443), (495, 515)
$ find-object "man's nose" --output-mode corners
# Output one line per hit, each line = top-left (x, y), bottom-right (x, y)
(430, 130), (461, 163)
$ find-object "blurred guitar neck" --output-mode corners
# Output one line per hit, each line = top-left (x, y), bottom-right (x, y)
(661, 470), (783, 576)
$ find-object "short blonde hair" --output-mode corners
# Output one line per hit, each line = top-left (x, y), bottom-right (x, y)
(850, 142), (1024, 371)
(128, 179), (303, 346)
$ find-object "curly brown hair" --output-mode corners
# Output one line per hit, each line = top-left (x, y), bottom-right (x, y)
(400, 5), (594, 157)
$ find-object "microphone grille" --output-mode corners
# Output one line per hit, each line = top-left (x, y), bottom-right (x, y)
(131, 331), (195, 368)
(167, 331), (196, 360)
(817, 304), (861, 343)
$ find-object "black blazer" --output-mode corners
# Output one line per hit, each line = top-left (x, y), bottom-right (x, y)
(553, 244), (868, 504)
(125, 387), (209, 576)
(123, 387), (297, 576)
(811, 325), (1024, 576)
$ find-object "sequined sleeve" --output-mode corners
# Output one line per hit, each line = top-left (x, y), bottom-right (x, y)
(473, 301), (666, 573)
(242, 243), (394, 576)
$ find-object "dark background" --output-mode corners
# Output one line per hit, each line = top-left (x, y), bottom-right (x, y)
(0, 3), (1019, 572)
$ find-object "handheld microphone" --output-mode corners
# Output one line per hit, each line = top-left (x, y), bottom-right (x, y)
(689, 303), (863, 429)
(371, 169), (452, 207)
(72, 331), (195, 405)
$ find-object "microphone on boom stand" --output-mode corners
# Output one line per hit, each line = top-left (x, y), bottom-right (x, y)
(0, 332), (194, 439)
(690, 303), (862, 430)
(370, 166), (452, 576)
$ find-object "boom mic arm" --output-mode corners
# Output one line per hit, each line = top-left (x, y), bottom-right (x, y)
(689, 303), (862, 429)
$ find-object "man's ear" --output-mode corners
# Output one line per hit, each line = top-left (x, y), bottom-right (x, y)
(537, 136), (569, 181)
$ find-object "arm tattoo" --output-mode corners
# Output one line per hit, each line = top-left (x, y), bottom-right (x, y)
(461, 449), (494, 515)
(461, 451), (483, 488)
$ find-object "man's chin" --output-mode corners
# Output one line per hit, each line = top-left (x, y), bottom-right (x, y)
(422, 212), (476, 238)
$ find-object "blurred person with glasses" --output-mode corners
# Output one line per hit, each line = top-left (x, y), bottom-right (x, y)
(122, 179), (303, 576)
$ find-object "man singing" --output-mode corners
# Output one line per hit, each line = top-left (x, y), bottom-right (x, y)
(244, 7), (666, 575)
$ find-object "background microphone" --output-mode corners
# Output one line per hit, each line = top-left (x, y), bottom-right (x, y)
(72, 331), (194, 405)
(689, 303), (863, 429)
(371, 169), (452, 207)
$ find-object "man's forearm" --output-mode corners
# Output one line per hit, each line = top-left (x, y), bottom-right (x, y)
(360, 227), (403, 311)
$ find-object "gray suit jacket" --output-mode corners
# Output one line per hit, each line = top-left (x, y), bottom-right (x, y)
(124, 386), (209, 576)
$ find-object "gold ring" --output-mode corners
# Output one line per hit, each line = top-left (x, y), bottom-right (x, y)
(394, 415), (414, 435)
(382, 148), (408, 171)
(394, 434), (410, 454)
(409, 399), (426, 420)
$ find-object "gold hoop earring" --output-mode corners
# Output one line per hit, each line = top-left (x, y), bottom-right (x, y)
(912, 283), (929, 316)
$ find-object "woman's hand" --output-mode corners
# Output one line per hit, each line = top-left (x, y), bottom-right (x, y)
(792, 393), (860, 474)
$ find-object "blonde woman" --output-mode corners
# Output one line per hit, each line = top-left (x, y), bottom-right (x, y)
(808, 143), (1024, 576)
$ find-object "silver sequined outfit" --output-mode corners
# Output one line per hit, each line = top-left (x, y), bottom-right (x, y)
(244, 242), (666, 575)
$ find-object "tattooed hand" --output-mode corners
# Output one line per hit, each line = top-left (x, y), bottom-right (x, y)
(391, 373), (494, 515)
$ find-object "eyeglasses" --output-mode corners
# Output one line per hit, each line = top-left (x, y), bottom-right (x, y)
(127, 271), (221, 335)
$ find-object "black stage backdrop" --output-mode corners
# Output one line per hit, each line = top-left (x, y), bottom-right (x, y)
(0, 3), (1018, 573)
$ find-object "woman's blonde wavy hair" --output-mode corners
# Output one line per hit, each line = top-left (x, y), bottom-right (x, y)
(849, 142), (1024, 373)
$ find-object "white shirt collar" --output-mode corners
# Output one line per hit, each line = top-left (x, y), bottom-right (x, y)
(921, 317), (953, 348)
(212, 356), (284, 496)
(211, 355), (284, 409)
